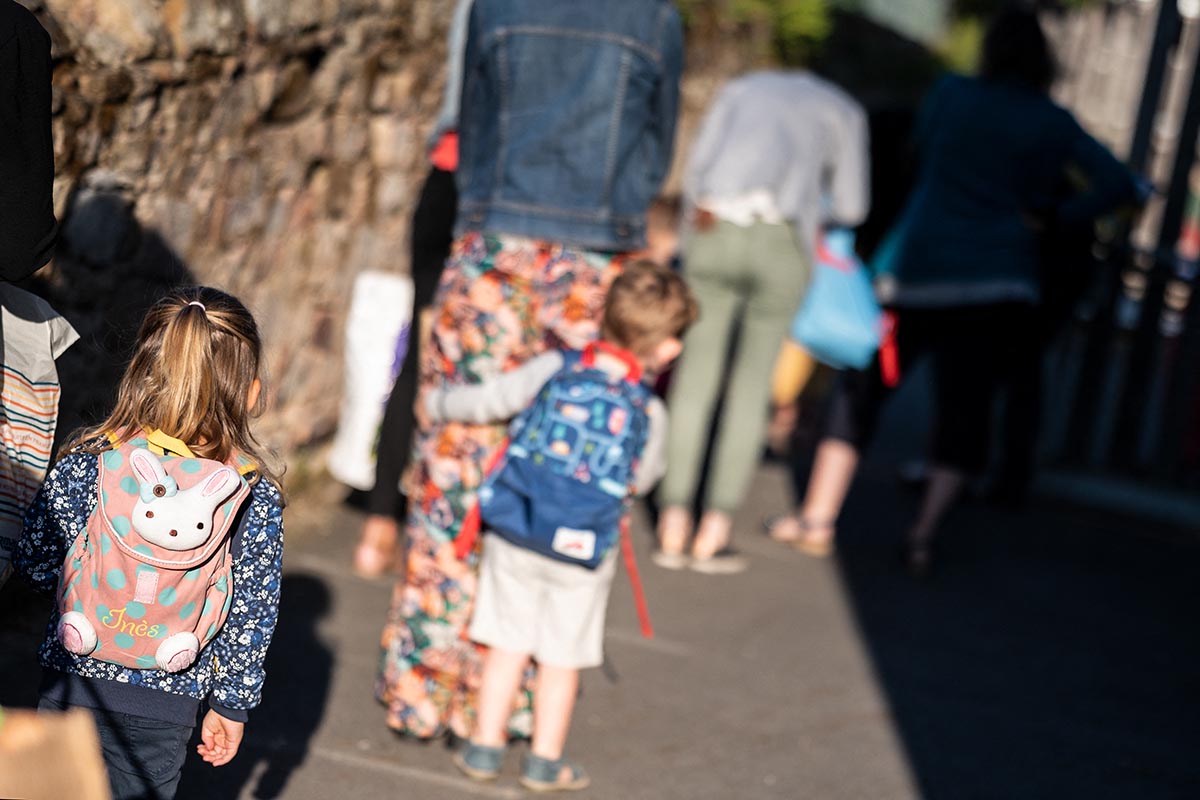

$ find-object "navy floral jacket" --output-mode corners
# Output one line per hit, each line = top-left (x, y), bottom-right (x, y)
(16, 452), (284, 724)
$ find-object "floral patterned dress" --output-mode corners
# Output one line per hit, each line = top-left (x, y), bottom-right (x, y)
(376, 232), (623, 738)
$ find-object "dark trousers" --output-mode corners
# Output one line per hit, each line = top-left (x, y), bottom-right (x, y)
(39, 695), (193, 800)
(367, 166), (458, 518)
(825, 304), (1036, 475)
(991, 316), (1048, 497)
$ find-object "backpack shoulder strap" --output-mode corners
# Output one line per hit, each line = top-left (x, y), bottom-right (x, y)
(144, 429), (196, 458)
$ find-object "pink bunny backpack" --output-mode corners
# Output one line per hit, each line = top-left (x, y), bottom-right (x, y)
(56, 431), (254, 672)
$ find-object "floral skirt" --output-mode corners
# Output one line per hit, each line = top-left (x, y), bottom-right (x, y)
(376, 232), (623, 738)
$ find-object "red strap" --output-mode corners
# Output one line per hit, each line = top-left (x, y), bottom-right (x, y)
(816, 240), (856, 273)
(620, 517), (654, 639)
(428, 131), (459, 172)
(453, 438), (510, 561)
(456, 434), (652, 639)
(879, 311), (901, 388)
(582, 341), (643, 384)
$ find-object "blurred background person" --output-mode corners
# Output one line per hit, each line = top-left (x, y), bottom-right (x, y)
(0, 0), (77, 598)
(772, 8), (1138, 576)
(352, 0), (473, 578)
(0, 0), (56, 282)
(376, 0), (683, 740)
(655, 69), (869, 573)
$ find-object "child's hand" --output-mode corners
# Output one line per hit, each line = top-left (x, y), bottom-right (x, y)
(197, 710), (244, 767)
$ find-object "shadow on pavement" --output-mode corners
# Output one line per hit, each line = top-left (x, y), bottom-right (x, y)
(178, 573), (334, 800)
(782, 372), (1200, 799)
(832, 485), (1200, 799)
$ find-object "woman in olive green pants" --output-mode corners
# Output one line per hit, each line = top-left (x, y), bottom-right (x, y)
(655, 218), (810, 573)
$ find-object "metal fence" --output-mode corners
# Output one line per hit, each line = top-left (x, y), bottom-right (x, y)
(1043, 0), (1200, 490)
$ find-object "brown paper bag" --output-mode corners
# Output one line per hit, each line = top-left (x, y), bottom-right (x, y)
(0, 707), (111, 800)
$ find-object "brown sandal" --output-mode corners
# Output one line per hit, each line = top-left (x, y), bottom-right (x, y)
(793, 520), (836, 559)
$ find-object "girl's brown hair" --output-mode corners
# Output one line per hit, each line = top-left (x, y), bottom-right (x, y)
(64, 287), (281, 488)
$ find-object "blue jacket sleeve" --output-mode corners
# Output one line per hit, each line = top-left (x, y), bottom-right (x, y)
(1055, 117), (1138, 225)
(207, 479), (285, 722)
(17, 455), (97, 597)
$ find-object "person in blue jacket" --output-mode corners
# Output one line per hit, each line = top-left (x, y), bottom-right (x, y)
(771, 9), (1138, 574)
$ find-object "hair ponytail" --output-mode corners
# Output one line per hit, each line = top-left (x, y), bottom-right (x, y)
(156, 302), (217, 442)
(64, 287), (282, 489)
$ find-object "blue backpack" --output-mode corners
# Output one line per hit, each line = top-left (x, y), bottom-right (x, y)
(475, 344), (652, 569)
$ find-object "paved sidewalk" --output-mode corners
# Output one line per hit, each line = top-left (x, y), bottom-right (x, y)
(3, 416), (1198, 798)
(176, 462), (918, 800)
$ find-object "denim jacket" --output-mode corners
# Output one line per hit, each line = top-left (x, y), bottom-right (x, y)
(455, 0), (684, 252)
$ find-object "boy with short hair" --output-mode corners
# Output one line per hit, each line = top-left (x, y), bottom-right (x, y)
(423, 261), (697, 792)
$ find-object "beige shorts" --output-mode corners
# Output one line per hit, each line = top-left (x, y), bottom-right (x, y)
(469, 533), (618, 669)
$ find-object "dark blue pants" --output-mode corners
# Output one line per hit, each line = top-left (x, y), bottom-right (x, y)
(39, 695), (193, 800)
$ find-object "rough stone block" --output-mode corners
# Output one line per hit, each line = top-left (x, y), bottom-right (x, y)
(162, 0), (246, 58)
(369, 115), (416, 168)
(43, 0), (162, 66)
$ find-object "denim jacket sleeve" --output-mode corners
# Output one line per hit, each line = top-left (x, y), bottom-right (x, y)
(455, 1), (485, 200)
(649, 3), (684, 192)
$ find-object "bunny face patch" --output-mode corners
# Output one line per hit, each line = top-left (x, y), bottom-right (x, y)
(55, 438), (251, 672)
(129, 448), (240, 551)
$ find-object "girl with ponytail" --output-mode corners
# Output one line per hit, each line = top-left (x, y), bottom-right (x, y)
(16, 287), (285, 800)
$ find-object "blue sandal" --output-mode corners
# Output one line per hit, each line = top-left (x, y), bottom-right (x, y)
(452, 741), (506, 782)
(520, 753), (590, 792)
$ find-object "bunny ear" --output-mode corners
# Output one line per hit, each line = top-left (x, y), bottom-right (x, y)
(129, 449), (167, 485)
(200, 468), (238, 501)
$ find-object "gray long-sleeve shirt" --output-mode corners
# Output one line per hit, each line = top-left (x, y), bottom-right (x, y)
(424, 350), (668, 496)
(684, 70), (870, 252)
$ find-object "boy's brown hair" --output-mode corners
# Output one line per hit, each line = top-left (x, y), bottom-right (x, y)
(602, 260), (698, 359)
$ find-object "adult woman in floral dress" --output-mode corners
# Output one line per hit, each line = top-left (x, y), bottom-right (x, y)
(376, 0), (683, 739)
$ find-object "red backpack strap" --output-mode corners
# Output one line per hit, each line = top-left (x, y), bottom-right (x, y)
(582, 341), (643, 384)
(879, 311), (901, 388)
(453, 438), (510, 560)
(620, 517), (654, 639)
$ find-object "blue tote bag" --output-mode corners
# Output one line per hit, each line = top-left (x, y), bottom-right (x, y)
(791, 229), (882, 370)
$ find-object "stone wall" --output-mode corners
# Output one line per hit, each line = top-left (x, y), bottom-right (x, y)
(17, 0), (449, 468)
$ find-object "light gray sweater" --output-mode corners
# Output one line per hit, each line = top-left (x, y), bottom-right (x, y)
(425, 350), (668, 496)
(684, 70), (871, 251)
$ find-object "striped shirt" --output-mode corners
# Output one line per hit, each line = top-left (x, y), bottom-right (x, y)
(0, 284), (77, 584)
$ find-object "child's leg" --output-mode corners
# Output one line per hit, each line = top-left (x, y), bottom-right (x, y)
(530, 664), (579, 761)
(472, 646), (531, 747)
(39, 695), (191, 800)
